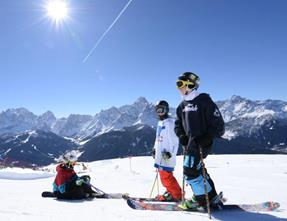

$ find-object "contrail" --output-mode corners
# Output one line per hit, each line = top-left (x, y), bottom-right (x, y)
(83, 0), (134, 63)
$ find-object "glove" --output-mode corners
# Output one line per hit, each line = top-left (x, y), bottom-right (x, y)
(151, 148), (156, 159)
(162, 151), (172, 160)
(76, 178), (85, 186)
(81, 175), (91, 184)
(179, 135), (189, 146)
(194, 134), (213, 148)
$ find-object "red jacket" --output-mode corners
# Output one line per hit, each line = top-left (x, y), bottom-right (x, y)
(53, 164), (78, 193)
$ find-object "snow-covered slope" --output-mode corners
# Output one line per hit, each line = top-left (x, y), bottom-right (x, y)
(0, 155), (286, 221)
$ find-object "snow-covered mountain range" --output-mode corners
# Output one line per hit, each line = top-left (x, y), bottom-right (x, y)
(218, 95), (287, 139)
(0, 97), (159, 140)
(0, 95), (287, 166)
(0, 130), (77, 167)
(2, 95), (287, 141)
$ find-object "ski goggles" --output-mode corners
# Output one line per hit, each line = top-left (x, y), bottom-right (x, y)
(65, 161), (77, 168)
(156, 106), (167, 114)
(176, 80), (194, 89)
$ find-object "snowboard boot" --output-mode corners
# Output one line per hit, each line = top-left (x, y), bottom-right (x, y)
(89, 191), (106, 198)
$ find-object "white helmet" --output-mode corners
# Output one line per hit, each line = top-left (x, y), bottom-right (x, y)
(59, 151), (78, 167)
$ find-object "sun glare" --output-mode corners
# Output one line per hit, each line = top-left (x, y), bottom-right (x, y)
(46, 0), (68, 23)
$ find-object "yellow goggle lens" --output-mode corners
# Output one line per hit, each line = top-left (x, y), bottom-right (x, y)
(176, 80), (194, 89)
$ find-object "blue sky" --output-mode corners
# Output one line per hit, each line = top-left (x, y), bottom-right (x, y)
(1, 0), (287, 117)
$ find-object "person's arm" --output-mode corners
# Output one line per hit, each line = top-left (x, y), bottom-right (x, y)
(168, 119), (180, 156)
(174, 105), (189, 146)
(205, 99), (225, 138)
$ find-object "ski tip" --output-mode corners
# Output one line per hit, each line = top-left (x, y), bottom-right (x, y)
(126, 198), (137, 210)
(122, 193), (130, 200)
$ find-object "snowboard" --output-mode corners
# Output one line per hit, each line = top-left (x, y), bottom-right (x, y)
(126, 198), (280, 213)
(42, 191), (124, 199)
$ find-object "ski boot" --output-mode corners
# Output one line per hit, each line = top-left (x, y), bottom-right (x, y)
(210, 191), (225, 210)
(155, 191), (175, 202)
(178, 196), (205, 211)
(178, 192), (225, 211)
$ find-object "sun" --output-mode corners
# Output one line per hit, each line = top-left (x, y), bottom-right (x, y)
(45, 0), (69, 23)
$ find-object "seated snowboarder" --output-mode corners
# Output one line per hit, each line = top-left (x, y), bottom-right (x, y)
(52, 153), (103, 200)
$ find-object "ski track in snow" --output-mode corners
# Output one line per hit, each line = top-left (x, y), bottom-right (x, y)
(0, 155), (287, 221)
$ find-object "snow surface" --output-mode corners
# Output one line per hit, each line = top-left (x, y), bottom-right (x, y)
(0, 167), (53, 180)
(0, 155), (287, 221)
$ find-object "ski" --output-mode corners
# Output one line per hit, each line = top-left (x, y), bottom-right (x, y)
(126, 198), (280, 212)
(122, 194), (179, 202)
(123, 191), (226, 203)
(41, 191), (124, 199)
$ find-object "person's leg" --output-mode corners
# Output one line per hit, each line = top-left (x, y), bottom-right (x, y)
(183, 150), (217, 206)
(159, 170), (182, 200)
(66, 181), (89, 199)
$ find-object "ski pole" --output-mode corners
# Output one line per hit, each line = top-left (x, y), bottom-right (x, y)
(156, 170), (160, 195)
(182, 148), (186, 203)
(199, 145), (211, 219)
(149, 169), (159, 198)
(149, 156), (162, 198)
(86, 182), (108, 196)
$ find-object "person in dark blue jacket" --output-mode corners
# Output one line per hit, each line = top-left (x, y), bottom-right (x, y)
(174, 72), (225, 210)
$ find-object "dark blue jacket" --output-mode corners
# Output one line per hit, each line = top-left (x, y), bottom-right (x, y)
(174, 93), (225, 145)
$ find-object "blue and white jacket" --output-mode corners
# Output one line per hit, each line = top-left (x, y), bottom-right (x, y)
(154, 117), (179, 172)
